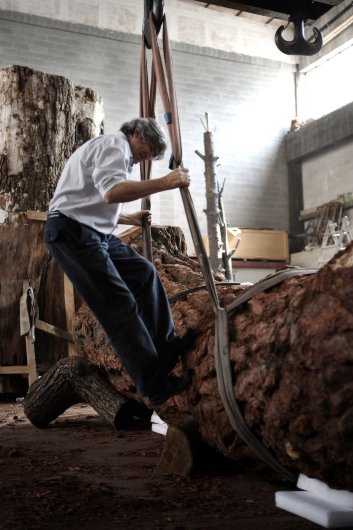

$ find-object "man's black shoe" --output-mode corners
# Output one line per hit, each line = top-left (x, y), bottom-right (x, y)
(149, 373), (190, 408)
(162, 328), (197, 374)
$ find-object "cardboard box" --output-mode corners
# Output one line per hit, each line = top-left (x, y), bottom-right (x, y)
(228, 228), (289, 261)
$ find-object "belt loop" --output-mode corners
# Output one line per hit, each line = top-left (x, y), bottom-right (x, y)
(47, 211), (63, 219)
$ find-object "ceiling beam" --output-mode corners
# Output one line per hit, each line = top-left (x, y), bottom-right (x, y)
(193, 1), (344, 22)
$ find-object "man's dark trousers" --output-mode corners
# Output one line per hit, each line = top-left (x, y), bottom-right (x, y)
(44, 213), (177, 396)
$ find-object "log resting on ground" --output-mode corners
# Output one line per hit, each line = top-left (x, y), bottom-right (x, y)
(72, 226), (353, 491)
(24, 356), (150, 429)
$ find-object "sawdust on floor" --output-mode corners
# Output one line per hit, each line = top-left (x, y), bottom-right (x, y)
(0, 401), (319, 530)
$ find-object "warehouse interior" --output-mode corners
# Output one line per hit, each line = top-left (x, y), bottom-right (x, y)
(1, 1), (353, 529)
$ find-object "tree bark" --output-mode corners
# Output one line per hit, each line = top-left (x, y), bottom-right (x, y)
(195, 113), (223, 273)
(0, 66), (104, 383)
(24, 356), (149, 429)
(73, 225), (353, 491)
(218, 180), (233, 280)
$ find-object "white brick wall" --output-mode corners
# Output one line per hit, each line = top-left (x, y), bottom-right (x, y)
(0, 7), (296, 253)
(0, 0), (297, 63)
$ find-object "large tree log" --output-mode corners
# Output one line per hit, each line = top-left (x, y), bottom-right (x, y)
(0, 66), (104, 384)
(73, 225), (353, 491)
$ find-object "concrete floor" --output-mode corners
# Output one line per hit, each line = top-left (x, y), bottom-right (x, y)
(0, 401), (322, 530)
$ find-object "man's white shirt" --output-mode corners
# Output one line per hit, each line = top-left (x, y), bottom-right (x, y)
(49, 132), (133, 234)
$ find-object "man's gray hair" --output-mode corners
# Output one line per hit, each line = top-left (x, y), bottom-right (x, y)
(120, 117), (167, 160)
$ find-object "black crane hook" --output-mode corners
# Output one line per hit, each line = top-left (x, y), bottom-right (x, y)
(275, 5), (323, 56)
(143, 0), (165, 49)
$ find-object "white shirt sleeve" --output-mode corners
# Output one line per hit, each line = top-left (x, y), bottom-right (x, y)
(92, 136), (131, 197)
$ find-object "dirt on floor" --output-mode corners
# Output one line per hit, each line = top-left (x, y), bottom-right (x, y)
(0, 401), (326, 530)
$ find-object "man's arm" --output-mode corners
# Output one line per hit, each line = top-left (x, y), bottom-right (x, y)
(104, 167), (190, 204)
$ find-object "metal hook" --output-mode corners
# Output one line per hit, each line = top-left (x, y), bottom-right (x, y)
(275, 8), (323, 56)
(143, 0), (165, 49)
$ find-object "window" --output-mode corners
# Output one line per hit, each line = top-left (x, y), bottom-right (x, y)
(299, 41), (353, 120)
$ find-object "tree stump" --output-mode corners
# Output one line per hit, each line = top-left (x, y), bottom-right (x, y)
(73, 225), (353, 491)
(0, 66), (104, 388)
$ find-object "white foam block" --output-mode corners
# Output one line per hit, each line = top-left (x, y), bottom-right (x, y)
(275, 491), (353, 528)
(151, 423), (168, 436)
(297, 474), (353, 508)
(151, 411), (167, 425)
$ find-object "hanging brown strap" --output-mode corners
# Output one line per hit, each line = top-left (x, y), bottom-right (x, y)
(148, 13), (220, 310)
(140, 34), (158, 262)
(142, 10), (300, 482)
(140, 35), (157, 122)
(149, 15), (182, 165)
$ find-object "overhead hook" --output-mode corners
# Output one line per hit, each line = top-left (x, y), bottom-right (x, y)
(143, 0), (165, 49)
(275, 7), (323, 56)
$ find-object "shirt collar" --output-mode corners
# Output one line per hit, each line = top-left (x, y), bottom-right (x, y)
(119, 130), (134, 172)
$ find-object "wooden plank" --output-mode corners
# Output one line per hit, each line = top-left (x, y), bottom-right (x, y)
(64, 274), (76, 356)
(299, 206), (319, 221)
(118, 225), (141, 241)
(36, 319), (73, 342)
(26, 210), (47, 221)
(25, 335), (38, 386)
(0, 366), (30, 375)
(299, 201), (353, 221)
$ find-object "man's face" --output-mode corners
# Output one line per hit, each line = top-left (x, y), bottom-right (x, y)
(129, 130), (155, 164)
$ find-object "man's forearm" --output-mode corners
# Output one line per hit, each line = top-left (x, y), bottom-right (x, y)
(105, 167), (190, 204)
(105, 179), (164, 204)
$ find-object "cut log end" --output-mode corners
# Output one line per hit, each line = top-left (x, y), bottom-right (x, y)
(155, 424), (196, 478)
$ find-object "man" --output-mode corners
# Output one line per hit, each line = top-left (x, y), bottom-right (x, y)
(45, 117), (194, 407)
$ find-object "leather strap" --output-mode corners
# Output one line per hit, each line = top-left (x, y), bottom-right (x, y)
(140, 11), (311, 482)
